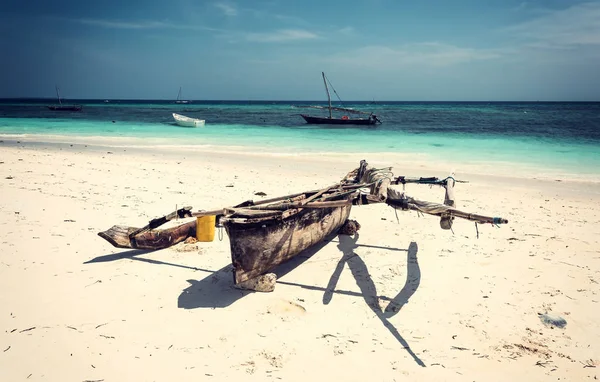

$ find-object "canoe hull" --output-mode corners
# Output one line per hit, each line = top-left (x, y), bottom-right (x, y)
(47, 105), (82, 111)
(223, 204), (352, 284)
(301, 114), (377, 126)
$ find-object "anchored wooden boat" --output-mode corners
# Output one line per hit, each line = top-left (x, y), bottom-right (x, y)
(47, 105), (82, 111)
(47, 86), (82, 111)
(297, 72), (381, 126)
(172, 113), (205, 127)
(98, 160), (508, 289)
(300, 114), (379, 125)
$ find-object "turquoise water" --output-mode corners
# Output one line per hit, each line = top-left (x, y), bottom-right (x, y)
(1, 100), (599, 177)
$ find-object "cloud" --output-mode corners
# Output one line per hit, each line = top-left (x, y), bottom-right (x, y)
(511, 2), (529, 12)
(245, 29), (319, 43)
(215, 2), (238, 16)
(77, 18), (170, 29)
(324, 42), (504, 69)
(71, 17), (219, 32)
(271, 13), (310, 26)
(230, 6), (309, 26)
(506, 2), (600, 46)
(338, 26), (356, 36)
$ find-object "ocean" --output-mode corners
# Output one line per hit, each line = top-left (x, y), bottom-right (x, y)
(1, 99), (599, 179)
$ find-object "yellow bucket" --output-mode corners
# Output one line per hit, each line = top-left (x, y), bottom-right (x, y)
(196, 215), (216, 242)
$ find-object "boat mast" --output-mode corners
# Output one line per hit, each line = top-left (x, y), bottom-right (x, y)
(177, 87), (182, 101)
(322, 72), (332, 119)
(55, 85), (62, 105)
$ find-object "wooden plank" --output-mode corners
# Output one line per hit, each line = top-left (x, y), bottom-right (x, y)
(300, 183), (340, 205)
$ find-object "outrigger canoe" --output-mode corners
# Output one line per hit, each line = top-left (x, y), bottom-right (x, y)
(98, 160), (508, 289)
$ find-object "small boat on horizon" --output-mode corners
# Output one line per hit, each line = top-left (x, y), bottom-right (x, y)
(175, 87), (190, 104)
(172, 112), (205, 127)
(297, 72), (381, 126)
(47, 86), (82, 111)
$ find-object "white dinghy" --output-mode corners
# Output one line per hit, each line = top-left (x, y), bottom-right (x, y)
(172, 113), (205, 127)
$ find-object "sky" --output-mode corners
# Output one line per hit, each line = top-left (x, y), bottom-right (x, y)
(1, 0), (599, 101)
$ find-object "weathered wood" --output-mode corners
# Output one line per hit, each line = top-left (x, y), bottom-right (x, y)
(440, 173), (456, 230)
(191, 189), (313, 218)
(224, 203), (352, 284)
(98, 220), (196, 249)
(98, 225), (140, 249)
(244, 195), (307, 210)
(189, 194), (310, 219)
(234, 273), (277, 292)
(245, 200), (352, 212)
(228, 209), (286, 218)
(191, 208), (227, 218)
(301, 183), (340, 205)
(354, 165), (392, 201)
(129, 206), (193, 238)
(387, 196), (508, 225)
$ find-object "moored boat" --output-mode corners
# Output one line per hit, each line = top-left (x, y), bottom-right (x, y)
(297, 72), (381, 126)
(300, 114), (379, 125)
(47, 105), (83, 111)
(172, 112), (205, 127)
(47, 86), (82, 111)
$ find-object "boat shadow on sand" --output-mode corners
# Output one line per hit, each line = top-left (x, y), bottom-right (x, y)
(325, 235), (424, 366)
(178, 233), (424, 366)
(86, 235), (423, 366)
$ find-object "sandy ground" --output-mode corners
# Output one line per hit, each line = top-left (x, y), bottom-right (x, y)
(1, 141), (599, 381)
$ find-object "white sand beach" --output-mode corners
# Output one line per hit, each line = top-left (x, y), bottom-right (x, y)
(1, 141), (599, 381)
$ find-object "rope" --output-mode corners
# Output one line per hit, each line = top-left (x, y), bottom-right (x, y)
(442, 176), (456, 185)
(355, 192), (363, 206)
(395, 176), (467, 186)
(324, 74), (344, 106)
(386, 192), (507, 226)
(364, 167), (393, 196)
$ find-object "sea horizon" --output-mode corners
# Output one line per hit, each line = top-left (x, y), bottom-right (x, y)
(1, 98), (599, 103)
(2, 100), (599, 181)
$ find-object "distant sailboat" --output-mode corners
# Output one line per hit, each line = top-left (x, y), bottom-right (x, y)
(175, 87), (190, 104)
(297, 72), (380, 126)
(47, 86), (82, 111)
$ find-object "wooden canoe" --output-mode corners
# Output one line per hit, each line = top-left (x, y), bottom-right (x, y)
(221, 195), (353, 284)
(96, 161), (509, 289)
